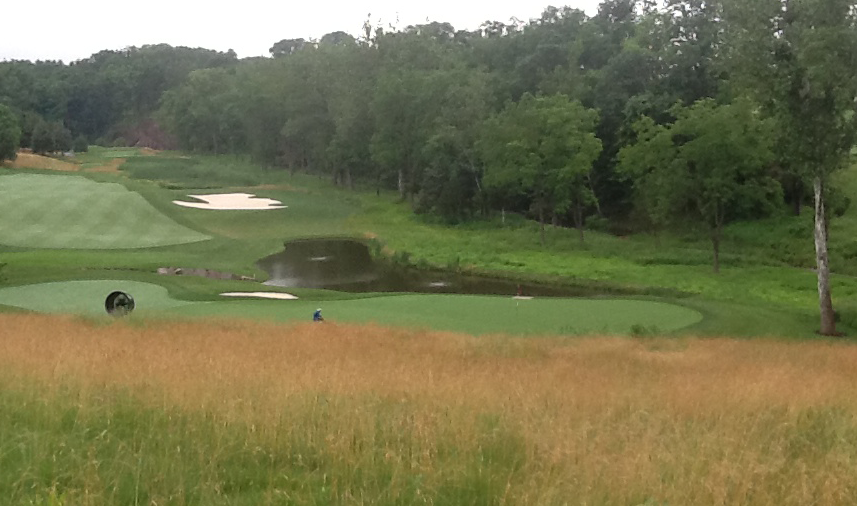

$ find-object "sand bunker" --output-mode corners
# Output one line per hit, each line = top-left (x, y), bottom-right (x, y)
(174, 193), (286, 210)
(220, 292), (298, 300)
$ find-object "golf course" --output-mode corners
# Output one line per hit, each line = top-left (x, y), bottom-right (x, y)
(2, 147), (854, 337)
(4, 1), (857, 501)
(3, 147), (857, 505)
(0, 148), (724, 337)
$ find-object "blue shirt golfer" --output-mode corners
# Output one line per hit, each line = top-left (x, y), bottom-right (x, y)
(313, 308), (324, 322)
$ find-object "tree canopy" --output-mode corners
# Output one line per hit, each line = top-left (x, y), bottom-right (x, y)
(0, 105), (21, 162)
(619, 99), (779, 272)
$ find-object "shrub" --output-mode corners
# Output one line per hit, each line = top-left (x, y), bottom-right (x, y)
(72, 135), (89, 153)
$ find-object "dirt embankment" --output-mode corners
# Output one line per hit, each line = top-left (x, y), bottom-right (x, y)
(4, 152), (79, 171)
(2, 151), (138, 174)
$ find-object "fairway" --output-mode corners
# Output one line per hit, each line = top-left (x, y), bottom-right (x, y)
(0, 174), (210, 249)
(0, 281), (702, 335)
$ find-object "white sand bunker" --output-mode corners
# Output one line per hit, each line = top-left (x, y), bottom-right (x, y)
(174, 193), (286, 210)
(221, 292), (299, 300)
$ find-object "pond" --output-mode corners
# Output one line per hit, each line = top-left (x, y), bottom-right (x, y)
(256, 238), (581, 297)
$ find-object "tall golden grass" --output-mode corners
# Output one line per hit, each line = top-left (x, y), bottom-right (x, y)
(5, 152), (79, 171)
(3, 312), (857, 504)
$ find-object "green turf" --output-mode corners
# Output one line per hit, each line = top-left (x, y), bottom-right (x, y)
(0, 174), (210, 249)
(0, 280), (200, 315)
(0, 279), (702, 335)
(174, 294), (703, 336)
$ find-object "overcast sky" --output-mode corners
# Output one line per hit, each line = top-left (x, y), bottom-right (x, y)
(3, 1), (602, 63)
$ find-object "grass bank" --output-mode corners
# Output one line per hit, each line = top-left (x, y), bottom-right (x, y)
(3, 314), (857, 504)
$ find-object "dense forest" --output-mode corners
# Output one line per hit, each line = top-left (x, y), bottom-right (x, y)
(0, 0), (855, 333)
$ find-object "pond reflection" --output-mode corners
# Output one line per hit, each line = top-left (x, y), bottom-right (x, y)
(257, 238), (580, 297)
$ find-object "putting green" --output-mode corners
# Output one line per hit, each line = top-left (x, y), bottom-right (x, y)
(0, 280), (199, 315)
(0, 280), (703, 335)
(0, 174), (210, 249)
(175, 295), (703, 336)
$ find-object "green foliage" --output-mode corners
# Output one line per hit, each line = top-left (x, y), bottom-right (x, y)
(158, 68), (244, 155)
(480, 93), (602, 242)
(0, 104), (21, 162)
(71, 135), (88, 153)
(725, 0), (857, 184)
(31, 120), (72, 154)
(619, 98), (780, 271)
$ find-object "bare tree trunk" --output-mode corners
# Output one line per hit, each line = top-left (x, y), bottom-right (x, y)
(575, 201), (585, 243)
(346, 167), (353, 190)
(711, 229), (720, 274)
(397, 168), (405, 200)
(792, 181), (803, 216)
(814, 177), (837, 336)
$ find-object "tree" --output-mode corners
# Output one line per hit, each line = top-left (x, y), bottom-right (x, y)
(321, 42), (379, 188)
(370, 31), (456, 199)
(480, 93), (602, 245)
(269, 38), (310, 57)
(0, 105), (21, 162)
(415, 68), (492, 221)
(320, 31), (357, 47)
(72, 135), (89, 153)
(724, 0), (857, 335)
(31, 119), (71, 154)
(661, 0), (727, 104)
(619, 99), (780, 273)
(158, 68), (244, 154)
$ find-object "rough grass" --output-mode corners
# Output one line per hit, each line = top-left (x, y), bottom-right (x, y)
(3, 152), (79, 171)
(0, 173), (210, 249)
(3, 313), (857, 505)
(119, 154), (296, 188)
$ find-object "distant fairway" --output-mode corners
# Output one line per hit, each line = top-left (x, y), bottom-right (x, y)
(0, 281), (702, 335)
(0, 280), (199, 315)
(0, 174), (209, 249)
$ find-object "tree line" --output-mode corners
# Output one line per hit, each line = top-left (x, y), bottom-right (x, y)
(0, 0), (855, 334)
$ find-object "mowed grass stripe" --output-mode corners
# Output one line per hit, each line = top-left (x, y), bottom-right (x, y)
(0, 174), (209, 249)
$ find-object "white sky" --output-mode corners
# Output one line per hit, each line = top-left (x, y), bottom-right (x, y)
(2, 1), (602, 63)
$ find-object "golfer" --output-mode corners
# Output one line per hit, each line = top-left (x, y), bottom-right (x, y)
(313, 308), (324, 322)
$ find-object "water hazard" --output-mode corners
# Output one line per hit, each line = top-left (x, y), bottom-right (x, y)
(256, 238), (580, 297)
